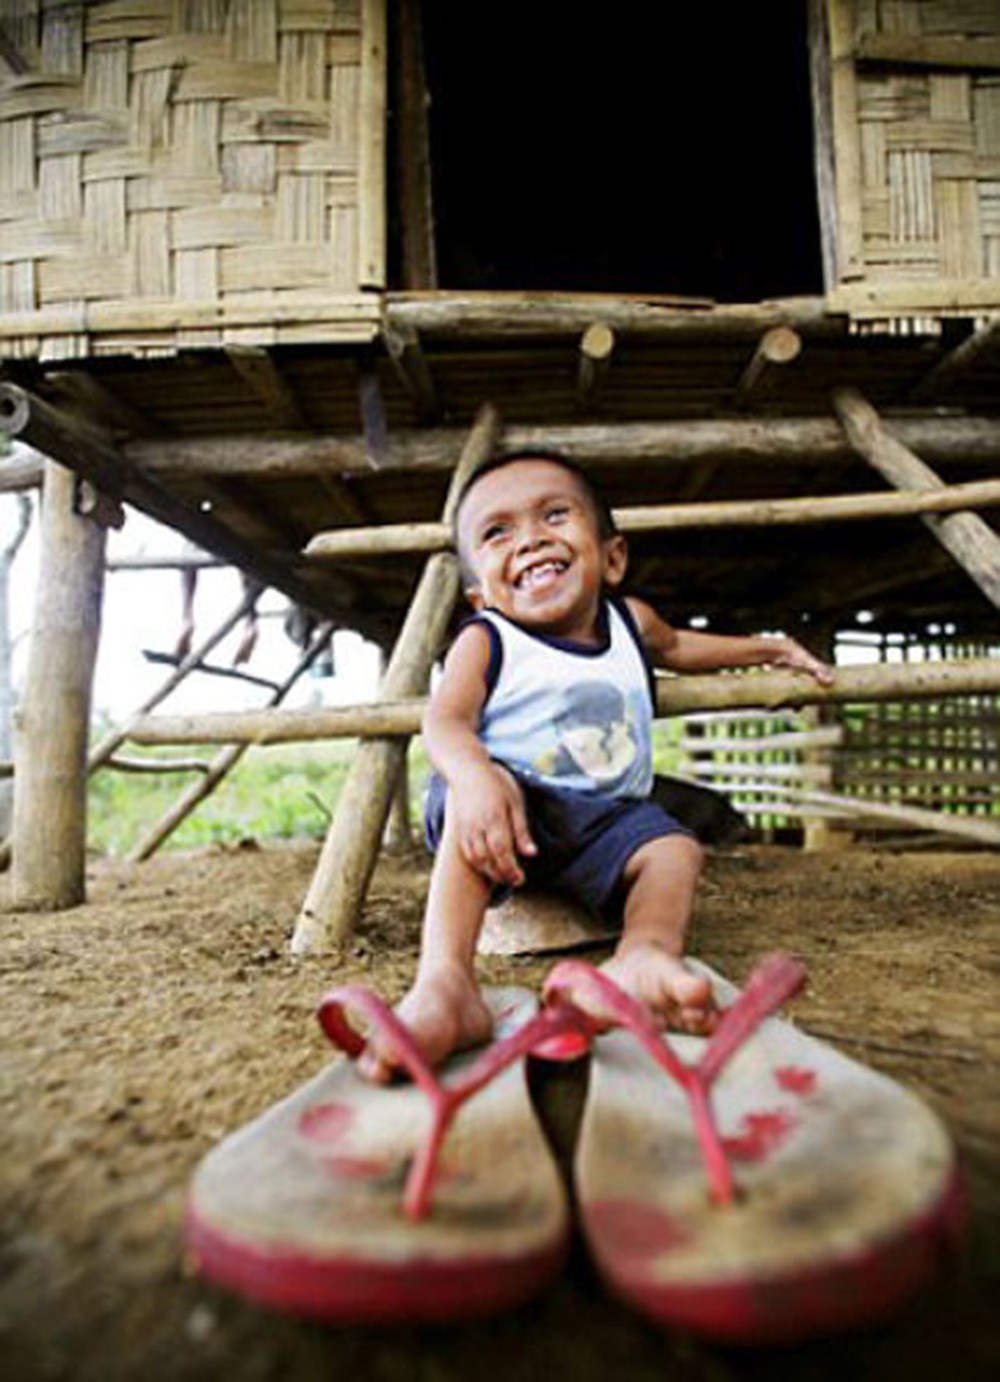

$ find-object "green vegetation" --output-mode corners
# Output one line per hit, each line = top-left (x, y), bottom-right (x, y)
(86, 727), (686, 858)
(87, 741), (437, 856)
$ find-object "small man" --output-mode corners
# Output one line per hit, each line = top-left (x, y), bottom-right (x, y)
(361, 450), (833, 1080)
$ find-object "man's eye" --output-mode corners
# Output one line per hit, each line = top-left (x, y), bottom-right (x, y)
(482, 523), (507, 542)
(546, 505), (570, 522)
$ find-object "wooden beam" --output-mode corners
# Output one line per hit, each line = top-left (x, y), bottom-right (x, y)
(291, 402), (502, 955)
(577, 323), (615, 408)
(385, 294), (821, 340)
(734, 327), (802, 405)
(124, 416), (1000, 480)
(910, 319), (1000, 403)
(128, 656), (1000, 746)
(395, 0), (438, 290)
(833, 388), (1000, 611)
(224, 346), (309, 429)
(0, 382), (354, 620)
(383, 320), (440, 423)
(303, 477), (1000, 560)
(9, 463), (105, 910)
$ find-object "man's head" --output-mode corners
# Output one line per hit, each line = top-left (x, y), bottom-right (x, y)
(453, 450), (627, 638)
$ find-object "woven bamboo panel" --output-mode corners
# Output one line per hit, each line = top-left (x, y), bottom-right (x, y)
(827, 0), (1000, 318)
(0, 0), (380, 361)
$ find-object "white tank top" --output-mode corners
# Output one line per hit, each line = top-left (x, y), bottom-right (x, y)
(472, 598), (655, 799)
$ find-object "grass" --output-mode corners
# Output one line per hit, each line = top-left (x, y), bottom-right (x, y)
(87, 726), (687, 858)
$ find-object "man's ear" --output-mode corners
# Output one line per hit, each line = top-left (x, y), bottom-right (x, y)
(603, 534), (629, 588)
(465, 583), (486, 611)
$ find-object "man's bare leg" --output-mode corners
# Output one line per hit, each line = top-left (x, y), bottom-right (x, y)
(598, 834), (717, 1034)
(359, 812), (495, 1082)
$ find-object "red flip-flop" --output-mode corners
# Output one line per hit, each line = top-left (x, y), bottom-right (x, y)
(185, 986), (585, 1323)
(544, 955), (963, 1344)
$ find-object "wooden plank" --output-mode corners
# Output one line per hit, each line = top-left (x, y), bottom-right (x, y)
(224, 345), (308, 427)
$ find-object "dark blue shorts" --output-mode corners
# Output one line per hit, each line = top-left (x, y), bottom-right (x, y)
(423, 771), (693, 920)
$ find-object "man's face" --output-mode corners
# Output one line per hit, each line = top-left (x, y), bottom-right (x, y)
(457, 460), (626, 640)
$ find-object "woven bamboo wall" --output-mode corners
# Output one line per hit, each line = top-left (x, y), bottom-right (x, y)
(825, 0), (1000, 319)
(0, 0), (382, 362)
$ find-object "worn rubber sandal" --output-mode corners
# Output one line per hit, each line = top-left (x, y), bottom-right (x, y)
(545, 955), (963, 1344)
(185, 986), (585, 1323)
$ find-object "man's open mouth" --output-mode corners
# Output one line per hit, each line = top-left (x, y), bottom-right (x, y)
(514, 560), (568, 590)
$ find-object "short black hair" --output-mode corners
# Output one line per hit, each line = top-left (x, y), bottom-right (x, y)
(452, 449), (618, 581)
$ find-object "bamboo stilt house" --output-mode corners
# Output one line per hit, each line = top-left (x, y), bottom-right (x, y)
(0, 0), (999, 920)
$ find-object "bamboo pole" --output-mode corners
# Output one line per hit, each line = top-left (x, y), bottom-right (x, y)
(303, 477), (1000, 561)
(9, 464), (106, 910)
(128, 623), (333, 863)
(128, 656), (1000, 746)
(735, 780), (1000, 848)
(123, 415), (1000, 480)
(577, 323), (615, 407)
(735, 327), (802, 404)
(290, 403), (501, 955)
(833, 387), (1000, 610)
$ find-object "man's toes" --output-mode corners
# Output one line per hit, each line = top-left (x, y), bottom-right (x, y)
(357, 1044), (398, 1085)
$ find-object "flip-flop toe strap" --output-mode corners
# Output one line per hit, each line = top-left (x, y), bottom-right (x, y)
(543, 953), (806, 1207)
(317, 987), (592, 1220)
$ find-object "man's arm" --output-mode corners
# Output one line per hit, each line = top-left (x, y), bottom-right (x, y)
(625, 597), (835, 685)
(423, 625), (537, 884)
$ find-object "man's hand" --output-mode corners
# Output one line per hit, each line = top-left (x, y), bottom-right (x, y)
(449, 763), (537, 887)
(764, 637), (835, 686)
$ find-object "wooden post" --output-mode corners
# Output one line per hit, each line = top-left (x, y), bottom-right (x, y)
(10, 463), (106, 910)
(290, 403), (501, 955)
(127, 624), (333, 862)
(833, 387), (1000, 611)
(384, 751), (414, 853)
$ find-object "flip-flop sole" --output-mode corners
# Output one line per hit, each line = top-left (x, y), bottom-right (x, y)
(576, 961), (963, 1344)
(186, 988), (569, 1323)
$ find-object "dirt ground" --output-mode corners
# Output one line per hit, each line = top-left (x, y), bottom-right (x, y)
(1, 841), (999, 1382)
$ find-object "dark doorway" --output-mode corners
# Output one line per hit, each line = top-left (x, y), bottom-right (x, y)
(413, 2), (824, 301)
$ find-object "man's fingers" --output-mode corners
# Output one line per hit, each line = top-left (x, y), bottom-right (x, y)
(509, 799), (538, 859)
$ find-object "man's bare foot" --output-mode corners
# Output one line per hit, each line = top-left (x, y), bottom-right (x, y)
(358, 964), (495, 1083)
(597, 939), (718, 1036)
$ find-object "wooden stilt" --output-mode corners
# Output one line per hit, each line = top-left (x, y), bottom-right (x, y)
(9, 463), (106, 910)
(128, 623), (332, 862)
(290, 403), (501, 955)
(0, 494), (31, 838)
(384, 751), (414, 853)
(833, 388), (1000, 610)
